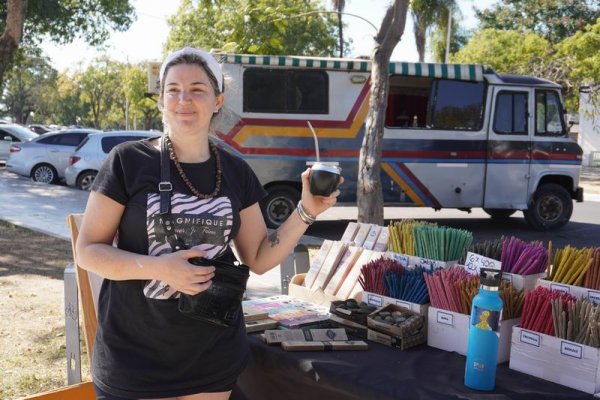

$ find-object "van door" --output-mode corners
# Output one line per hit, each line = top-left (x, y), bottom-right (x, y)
(484, 87), (532, 209)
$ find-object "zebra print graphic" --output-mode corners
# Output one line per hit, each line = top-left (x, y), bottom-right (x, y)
(144, 192), (233, 299)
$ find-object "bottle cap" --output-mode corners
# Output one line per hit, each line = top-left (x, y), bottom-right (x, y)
(480, 268), (501, 287)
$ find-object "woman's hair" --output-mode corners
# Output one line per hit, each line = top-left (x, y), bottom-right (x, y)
(158, 49), (226, 133)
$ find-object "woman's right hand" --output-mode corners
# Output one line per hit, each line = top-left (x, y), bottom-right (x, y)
(157, 247), (215, 296)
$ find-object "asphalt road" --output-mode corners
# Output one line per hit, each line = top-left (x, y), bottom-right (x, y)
(308, 201), (600, 249)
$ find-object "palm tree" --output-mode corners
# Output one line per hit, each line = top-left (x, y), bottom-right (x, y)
(331, 0), (346, 57)
(410, 0), (458, 62)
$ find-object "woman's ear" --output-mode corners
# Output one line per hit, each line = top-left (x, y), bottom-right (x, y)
(214, 93), (225, 113)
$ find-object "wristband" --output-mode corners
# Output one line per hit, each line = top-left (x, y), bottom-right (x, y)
(296, 201), (316, 225)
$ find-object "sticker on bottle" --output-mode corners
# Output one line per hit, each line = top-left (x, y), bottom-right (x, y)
(471, 306), (501, 333)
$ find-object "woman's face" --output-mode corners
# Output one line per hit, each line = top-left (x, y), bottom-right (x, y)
(161, 63), (223, 137)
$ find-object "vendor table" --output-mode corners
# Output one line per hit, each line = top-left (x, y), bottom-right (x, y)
(231, 333), (594, 400)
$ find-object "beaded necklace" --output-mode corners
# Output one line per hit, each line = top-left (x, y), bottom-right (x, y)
(164, 135), (222, 199)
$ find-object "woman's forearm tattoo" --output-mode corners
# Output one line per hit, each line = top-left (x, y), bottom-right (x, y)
(268, 231), (280, 248)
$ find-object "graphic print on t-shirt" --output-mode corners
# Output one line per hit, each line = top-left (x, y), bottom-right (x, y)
(144, 192), (233, 299)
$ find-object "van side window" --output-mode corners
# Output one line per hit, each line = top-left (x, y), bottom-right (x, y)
(243, 68), (328, 114)
(535, 91), (566, 137)
(493, 91), (528, 135)
(386, 76), (484, 130)
(386, 76), (432, 128)
(429, 80), (485, 130)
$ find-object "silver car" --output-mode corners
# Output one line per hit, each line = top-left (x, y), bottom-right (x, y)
(65, 131), (160, 191)
(6, 128), (100, 183)
(0, 124), (38, 161)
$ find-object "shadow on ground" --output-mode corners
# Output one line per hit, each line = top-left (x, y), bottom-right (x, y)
(0, 220), (71, 279)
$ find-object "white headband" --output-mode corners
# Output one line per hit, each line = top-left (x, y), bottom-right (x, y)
(159, 46), (223, 92)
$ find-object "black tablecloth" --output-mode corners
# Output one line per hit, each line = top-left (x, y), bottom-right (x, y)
(231, 333), (594, 400)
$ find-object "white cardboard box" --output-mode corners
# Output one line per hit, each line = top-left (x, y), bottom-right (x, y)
(288, 273), (345, 305)
(501, 272), (546, 292)
(362, 225), (382, 250)
(358, 291), (429, 317)
(536, 278), (600, 305)
(426, 306), (519, 363)
(509, 326), (600, 394)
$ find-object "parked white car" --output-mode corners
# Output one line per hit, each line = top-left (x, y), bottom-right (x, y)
(6, 128), (100, 183)
(65, 131), (160, 191)
(0, 124), (38, 161)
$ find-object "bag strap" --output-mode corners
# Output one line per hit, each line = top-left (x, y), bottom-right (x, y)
(159, 135), (172, 215)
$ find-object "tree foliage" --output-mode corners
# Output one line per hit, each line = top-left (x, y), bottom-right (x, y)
(475, 0), (600, 44)
(1, 49), (58, 124)
(165, 0), (342, 56)
(452, 19), (600, 111)
(452, 29), (551, 74)
(0, 0), (135, 89)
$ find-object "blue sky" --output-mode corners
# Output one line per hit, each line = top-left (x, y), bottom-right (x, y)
(42, 0), (497, 72)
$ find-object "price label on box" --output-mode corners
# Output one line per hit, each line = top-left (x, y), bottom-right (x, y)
(387, 252), (409, 268)
(464, 252), (501, 275)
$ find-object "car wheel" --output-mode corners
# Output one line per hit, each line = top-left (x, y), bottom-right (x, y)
(76, 171), (97, 191)
(483, 208), (516, 219)
(523, 183), (573, 230)
(260, 185), (301, 229)
(31, 163), (58, 184)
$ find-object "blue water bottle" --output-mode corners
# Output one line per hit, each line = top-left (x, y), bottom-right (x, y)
(464, 268), (503, 391)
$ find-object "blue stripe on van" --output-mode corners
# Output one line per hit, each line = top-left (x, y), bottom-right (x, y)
(388, 163), (434, 207)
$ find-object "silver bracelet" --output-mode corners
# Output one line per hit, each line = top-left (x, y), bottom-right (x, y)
(296, 201), (316, 225)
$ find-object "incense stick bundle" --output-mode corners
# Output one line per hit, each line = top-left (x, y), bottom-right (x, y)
(501, 237), (548, 275)
(521, 287), (575, 335)
(384, 268), (429, 304)
(550, 246), (595, 286)
(583, 248), (600, 290)
(358, 256), (404, 296)
(424, 267), (524, 319)
(413, 226), (473, 262)
(387, 219), (436, 255)
(459, 238), (503, 265)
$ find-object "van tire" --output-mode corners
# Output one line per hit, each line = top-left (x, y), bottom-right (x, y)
(77, 171), (97, 191)
(523, 183), (572, 230)
(483, 209), (516, 219)
(260, 185), (301, 229)
(31, 163), (58, 184)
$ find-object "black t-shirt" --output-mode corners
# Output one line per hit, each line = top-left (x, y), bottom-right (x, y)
(90, 138), (267, 398)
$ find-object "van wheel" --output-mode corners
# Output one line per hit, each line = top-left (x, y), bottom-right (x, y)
(77, 171), (97, 191)
(31, 163), (58, 184)
(523, 183), (572, 230)
(260, 185), (301, 229)
(483, 209), (516, 219)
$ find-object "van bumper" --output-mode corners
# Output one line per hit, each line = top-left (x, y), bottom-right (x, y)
(574, 187), (584, 202)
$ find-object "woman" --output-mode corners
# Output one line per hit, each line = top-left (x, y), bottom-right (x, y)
(76, 47), (341, 400)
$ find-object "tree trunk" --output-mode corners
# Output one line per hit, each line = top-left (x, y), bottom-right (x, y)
(357, 0), (409, 225)
(414, 21), (426, 63)
(0, 0), (27, 90)
(337, 11), (344, 58)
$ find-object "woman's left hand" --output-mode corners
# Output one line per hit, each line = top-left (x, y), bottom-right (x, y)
(299, 168), (343, 218)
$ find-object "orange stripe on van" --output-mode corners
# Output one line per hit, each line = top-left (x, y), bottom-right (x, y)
(381, 163), (426, 206)
(232, 97), (370, 145)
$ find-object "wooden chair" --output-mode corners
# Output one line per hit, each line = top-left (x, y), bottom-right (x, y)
(23, 214), (100, 399)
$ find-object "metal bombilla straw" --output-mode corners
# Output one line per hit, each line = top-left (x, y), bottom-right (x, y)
(307, 121), (320, 163)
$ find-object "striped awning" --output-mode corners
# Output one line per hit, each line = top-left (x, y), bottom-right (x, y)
(220, 53), (485, 82)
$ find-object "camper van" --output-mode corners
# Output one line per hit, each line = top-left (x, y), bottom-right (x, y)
(149, 53), (583, 230)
